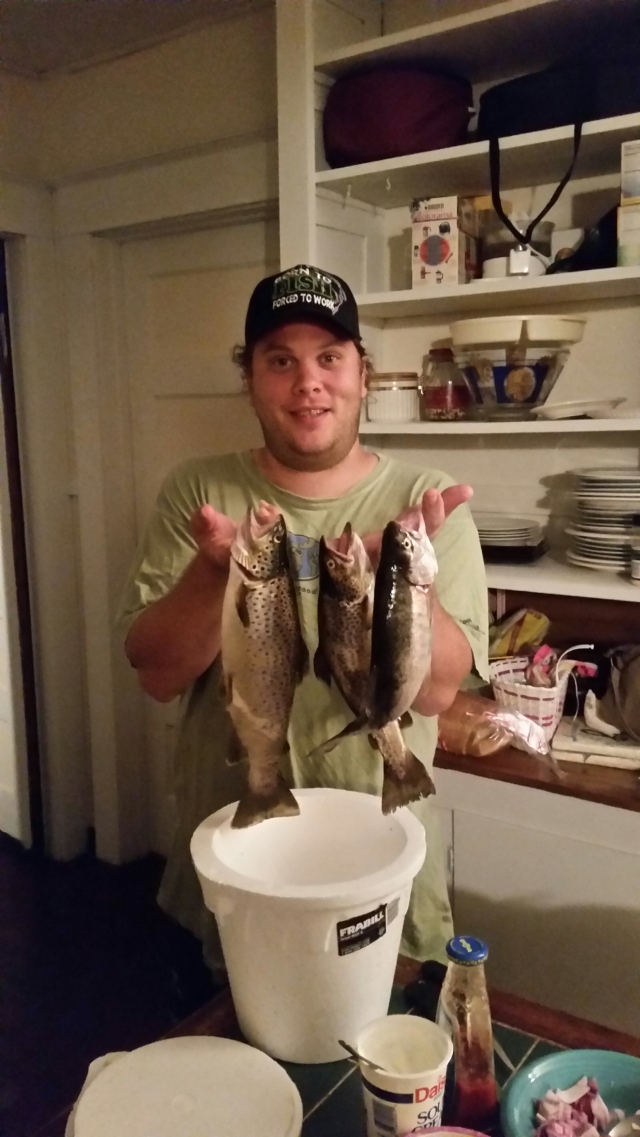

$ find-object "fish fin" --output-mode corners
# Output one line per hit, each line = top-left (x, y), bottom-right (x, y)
(307, 715), (369, 760)
(235, 582), (250, 628)
(313, 644), (333, 687)
(381, 753), (436, 814)
(400, 711), (413, 729)
(231, 775), (300, 829)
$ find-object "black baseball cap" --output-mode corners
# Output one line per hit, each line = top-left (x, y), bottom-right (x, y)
(244, 264), (360, 347)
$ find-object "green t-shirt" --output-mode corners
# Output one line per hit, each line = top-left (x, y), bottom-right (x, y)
(118, 451), (488, 967)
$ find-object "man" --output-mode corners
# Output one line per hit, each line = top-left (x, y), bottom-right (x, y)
(118, 263), (488, 972)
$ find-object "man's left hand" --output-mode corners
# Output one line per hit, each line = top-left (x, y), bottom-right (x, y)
(411, 484), (474, 540)
(362, 483), (473, 568)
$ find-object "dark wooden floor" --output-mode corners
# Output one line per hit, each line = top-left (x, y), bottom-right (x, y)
(0, 831), (216, 1137)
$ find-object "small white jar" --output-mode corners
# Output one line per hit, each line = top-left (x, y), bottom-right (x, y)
(366, 372), (420, 423)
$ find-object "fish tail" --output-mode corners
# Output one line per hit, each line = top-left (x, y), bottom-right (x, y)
(231, 775), (300, 829)
(306, 715), (369, 761)
(381, 752), (436, 814)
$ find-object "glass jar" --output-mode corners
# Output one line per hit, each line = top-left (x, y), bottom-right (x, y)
(631, 513), (640, 586)
(366, 372), (420, 423)
(436, 935), (499, 1131)
(420, 349), (471, 421)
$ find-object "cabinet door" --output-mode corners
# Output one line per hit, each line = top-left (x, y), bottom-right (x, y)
(453, 811), (640, 1035)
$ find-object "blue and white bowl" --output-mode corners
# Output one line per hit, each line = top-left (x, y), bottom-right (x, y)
(501, 1048), (640, 1137)
(450, 315), (585, 419)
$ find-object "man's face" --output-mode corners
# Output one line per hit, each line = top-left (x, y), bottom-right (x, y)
(246, 322), (367, 472)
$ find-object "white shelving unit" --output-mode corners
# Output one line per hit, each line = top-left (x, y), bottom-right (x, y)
(486, 556), (640, 604)
(317, 115), (640, 206)
(359, 419), (640, 436)
(314, 0), (635, 83)
(276, 0), (640, 605)
(357, 267), (640, 319)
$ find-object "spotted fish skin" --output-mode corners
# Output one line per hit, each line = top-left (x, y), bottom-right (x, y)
(369, 511), (437, 729)
(222, 503), (307, 828)
(315, 524), (436, 814)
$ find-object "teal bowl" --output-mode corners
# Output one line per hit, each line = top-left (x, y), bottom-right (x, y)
(501, 1049), (640, 1137)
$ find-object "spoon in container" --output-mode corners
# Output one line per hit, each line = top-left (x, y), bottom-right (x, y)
(338, 1039), (384, 1071)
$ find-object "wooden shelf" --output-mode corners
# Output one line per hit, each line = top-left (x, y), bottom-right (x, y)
(486, 555), (640, 603)
(356, 267), (640, 320)
(360, 419), (640, 436)
(316, 114), (640, 207)
(315, 0), (638, 84)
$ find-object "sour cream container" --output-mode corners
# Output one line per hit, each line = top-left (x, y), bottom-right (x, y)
(366, 372), (420, 423)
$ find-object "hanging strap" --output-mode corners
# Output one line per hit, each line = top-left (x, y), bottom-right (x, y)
(489, 122), (583, 247)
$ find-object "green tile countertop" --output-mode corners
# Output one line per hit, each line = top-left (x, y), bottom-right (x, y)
(286, 986), (563, 1136)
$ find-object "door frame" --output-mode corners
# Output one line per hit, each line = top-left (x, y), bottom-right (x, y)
(54, 135), (279, 863)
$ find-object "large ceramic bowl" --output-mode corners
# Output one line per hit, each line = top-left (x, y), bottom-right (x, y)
(501, 1049), (640, 1137)
(449, 314), (586, 420)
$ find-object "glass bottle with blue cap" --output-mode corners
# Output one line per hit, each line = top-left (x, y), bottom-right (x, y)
(436, 935), (499, 1131)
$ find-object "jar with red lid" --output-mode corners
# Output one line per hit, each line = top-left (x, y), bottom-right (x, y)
(420, 348), (471, 421)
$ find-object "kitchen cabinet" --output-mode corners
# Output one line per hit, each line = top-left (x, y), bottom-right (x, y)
(276, 0), (640, 606)
(435, 765), (640, 1036)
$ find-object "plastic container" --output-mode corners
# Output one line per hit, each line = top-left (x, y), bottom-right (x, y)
(449, 315), (586, 420)
(482, 255), (545, 279)
(356, 1015), (453, 1136)
(481, 213), (554, 261)
(191, 788), (426, 1064)
(421, 349), (471, 421)
(72, 1036), (303, 1137)
(436, 936), (498, 1133)
(367, 373), (421, 423)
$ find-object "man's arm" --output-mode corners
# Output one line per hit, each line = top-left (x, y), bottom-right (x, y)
(411, 591), (473, 717)
(125, 506), (236, 703)
(410, 484), (476, 716)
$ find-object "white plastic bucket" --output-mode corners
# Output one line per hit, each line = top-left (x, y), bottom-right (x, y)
(191, 788), (426, 1064)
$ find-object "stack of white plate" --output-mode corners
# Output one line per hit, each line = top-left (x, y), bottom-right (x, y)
(472, 513), (543, 561)
(473, 513), (543, 548)
(569, 467), (640, 571)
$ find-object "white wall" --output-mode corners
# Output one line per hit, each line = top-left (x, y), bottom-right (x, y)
(0, 8), (280, 857)
(0, 7), (277, 184)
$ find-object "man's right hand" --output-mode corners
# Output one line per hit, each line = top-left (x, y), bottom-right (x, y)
(189, 505), (237, 572)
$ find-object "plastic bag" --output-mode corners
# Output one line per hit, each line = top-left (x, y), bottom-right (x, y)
(438, 691), (551, 760)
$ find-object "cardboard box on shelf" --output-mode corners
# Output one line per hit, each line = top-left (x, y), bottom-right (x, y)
(618, 203), (640, 266)
(621, 140), (640, 206)
(411, 196), (480, 287)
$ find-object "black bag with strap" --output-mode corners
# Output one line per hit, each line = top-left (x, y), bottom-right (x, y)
(477, 21), (640, 140)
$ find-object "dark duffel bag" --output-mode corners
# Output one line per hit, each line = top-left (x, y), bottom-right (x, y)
(478, 24), (640, 141)
(323, 67), (472, 168)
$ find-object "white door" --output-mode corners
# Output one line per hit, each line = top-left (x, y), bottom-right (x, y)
(121, 217), (279, 854)
(0, 400), (30, 844)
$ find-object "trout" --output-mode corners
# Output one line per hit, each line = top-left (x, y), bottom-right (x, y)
(314, 522), (436, 813)
(222, 502), (307, 828)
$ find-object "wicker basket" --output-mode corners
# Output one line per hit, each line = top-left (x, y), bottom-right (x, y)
(489, 655), (575, 742)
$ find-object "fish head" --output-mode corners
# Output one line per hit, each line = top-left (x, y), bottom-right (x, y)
(381, 513), (438, 588)
(232, 503), (289, 580)
(319, 524), (373, 600)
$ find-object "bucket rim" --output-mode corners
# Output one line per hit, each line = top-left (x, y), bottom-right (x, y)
(190, 788), (426, 908)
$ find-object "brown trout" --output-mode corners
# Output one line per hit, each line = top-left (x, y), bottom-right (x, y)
(222, 502), (307, 828)
(314, 522), (436, 813)
(369, 508), (438, 730)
